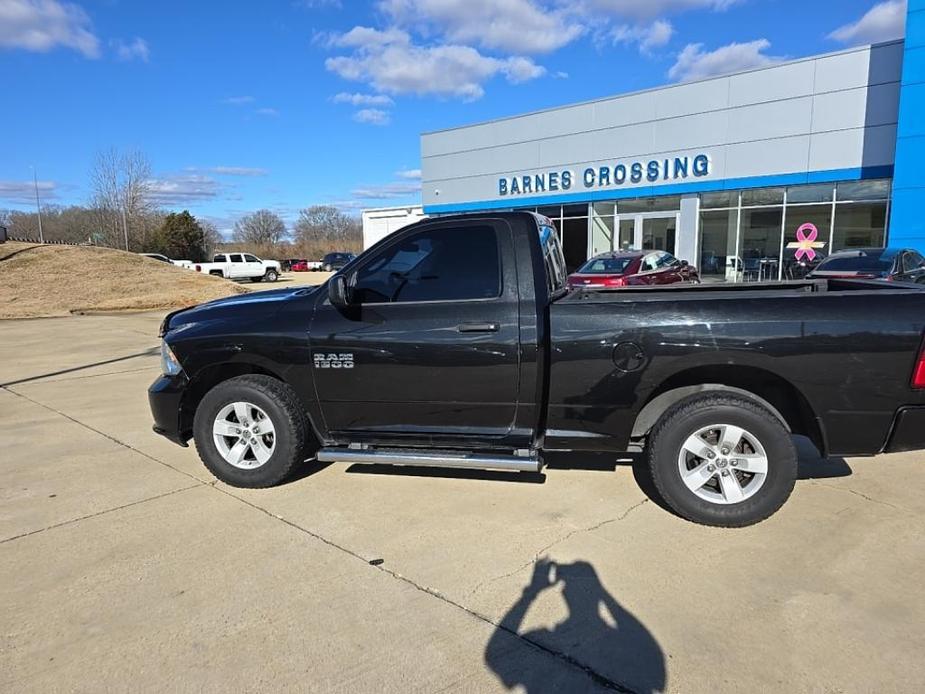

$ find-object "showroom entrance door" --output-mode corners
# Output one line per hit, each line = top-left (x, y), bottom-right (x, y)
(617, 211), (680, 254)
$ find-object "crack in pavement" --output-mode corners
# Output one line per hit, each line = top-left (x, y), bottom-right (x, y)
(0, 485), (202, 545)
(2, 385), (642, 692)
(467, 498), (650, 599)
(810, 481), (911, 514)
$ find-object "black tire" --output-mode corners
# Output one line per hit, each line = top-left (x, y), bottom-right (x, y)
(646, 393), (797, 527)
(265, 269), (279, 282)
(322, 264), (331, 272)
(193, 375), (315, 488)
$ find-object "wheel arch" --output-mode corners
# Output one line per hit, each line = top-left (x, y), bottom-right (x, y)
(632, 365), (826, 455)
(179, 361), (320, 443)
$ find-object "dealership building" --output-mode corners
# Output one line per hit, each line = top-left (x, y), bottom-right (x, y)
(400, 2), (925, 279)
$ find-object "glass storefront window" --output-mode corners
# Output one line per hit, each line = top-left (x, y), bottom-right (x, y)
(537, 205), (560, 220)
(783, 205), (832, 279)
(741, 187), (785, 207)
(738, 208), (784, 281)
(831, 202), (887, 251)
(836, 179), (891, 201)
(561, 217), (588, 273)
(618, 196), (682, 213)
(562, 204), (588, 218)
(592, 202), (615, 216)
(701, 192), (737, 208)
(618, 219), (635, 250)
(590, 205), (614, 256)
(786, 183), (834, 204)
(700, 209), (738, 280)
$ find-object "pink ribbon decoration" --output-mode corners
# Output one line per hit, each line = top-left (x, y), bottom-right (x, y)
(787, 222), (825, 262)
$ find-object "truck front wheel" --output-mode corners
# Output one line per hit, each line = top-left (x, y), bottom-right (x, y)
(646, 393), (797, 527)
(192, 375), (315, 488)
(265, 269), (279, 282)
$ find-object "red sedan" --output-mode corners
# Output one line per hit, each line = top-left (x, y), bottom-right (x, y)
(567, 250), (700, 289)
(290, 259), (310, 272)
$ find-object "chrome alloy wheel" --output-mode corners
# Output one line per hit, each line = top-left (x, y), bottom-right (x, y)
(212, 402), (276, 469)
(677, 424), (769, 504)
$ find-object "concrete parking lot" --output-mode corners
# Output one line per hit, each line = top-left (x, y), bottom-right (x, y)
(2, 309), (925, 693)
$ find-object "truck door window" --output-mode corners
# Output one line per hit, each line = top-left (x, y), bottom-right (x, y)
(352, 225), (500, 303)
(243, 254), (259, 262)
(230, 254), (243, 263)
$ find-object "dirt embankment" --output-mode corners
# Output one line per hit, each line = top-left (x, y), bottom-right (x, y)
(0, 242), (248, 319)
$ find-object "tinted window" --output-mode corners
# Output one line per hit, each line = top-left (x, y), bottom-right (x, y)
(819, 252), (894, 272)
(578, 257), (634, 274)
(230, 254), (243, 263)
(352, 225), (500, 303)
(214, 254), (227, 262)
(539, 223), (567, 294)
(244, 254), (259, 262)
(904, 252), (925, 273)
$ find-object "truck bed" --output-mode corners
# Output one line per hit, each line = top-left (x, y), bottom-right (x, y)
(558, 279), (925, 304)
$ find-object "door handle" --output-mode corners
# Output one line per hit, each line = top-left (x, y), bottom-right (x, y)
(457, 322), (499, 333)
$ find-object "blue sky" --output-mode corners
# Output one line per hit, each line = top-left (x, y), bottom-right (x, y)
(0, 0), (909, 234)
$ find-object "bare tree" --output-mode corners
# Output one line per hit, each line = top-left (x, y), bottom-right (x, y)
(89, 147), (154, 250)
(233, 209), (287, 246)
(293, 205), (362, 257)
(199, 219), (222, 258)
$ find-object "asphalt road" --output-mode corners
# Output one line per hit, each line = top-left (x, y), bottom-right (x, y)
(2, 311), (924, 692)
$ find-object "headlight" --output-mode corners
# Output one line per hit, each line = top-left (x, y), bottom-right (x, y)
(160, 340), (184, 376)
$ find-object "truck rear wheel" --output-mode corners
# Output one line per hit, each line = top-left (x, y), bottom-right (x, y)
(192, 375), (315, 488)
(646, 393), (797, 527)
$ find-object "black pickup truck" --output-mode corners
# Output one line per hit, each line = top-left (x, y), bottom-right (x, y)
(149, 211), (925, 526)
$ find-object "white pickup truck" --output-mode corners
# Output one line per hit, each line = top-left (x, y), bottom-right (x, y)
(141, 253), (194, 269)
(194, 253), (281, 282)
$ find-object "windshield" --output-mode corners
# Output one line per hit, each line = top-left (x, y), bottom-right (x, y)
(819, 251), (894, 272)
(577, 257), (635, 274)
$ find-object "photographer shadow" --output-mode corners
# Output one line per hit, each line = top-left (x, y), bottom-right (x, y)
(485, 559), (665, 693)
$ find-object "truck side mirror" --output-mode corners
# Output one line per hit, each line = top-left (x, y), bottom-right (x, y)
(328, 274), (351, 308)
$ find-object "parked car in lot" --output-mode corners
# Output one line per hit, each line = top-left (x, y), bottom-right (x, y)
(807, 247), (925, 283)
(140, 253), (193, 269)
(290, 259), (323, 272)
(567, 250), (699, 289)
(151, 211), (925, 527)
(193, 253), (280, 282)
(321, 252), (355, 272)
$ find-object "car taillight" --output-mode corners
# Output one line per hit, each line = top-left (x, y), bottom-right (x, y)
(913, 341), (925, 389)
(195, 264), (201, 272)
(603, 276), (626, 287)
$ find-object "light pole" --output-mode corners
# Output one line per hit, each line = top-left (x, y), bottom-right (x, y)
(32, 167), (44, 243)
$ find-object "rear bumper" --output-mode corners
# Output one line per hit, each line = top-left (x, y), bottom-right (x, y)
(884, 406), (925, 453)
(148, 373), (190, 446)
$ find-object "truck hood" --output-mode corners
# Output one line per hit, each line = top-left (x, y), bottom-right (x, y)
(161, 285), (318, 335)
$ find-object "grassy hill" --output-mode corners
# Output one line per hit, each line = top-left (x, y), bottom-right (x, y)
(0, 242), (248, 319)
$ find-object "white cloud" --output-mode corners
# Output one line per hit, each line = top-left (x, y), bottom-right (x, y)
(223, 95), (254, 105)
(611, 19), (673, 53)
(379, 0), (584, 54)
(828, 0), (906, 45)
(353, 107), (391, 125)
(0, 179), (57, 204)
(332, 92), (395, 106)
(256, 107), (279, 116)
(207, 166), (269, 177)
(583, 0), (740, 21)
(396, 168), (421, 179)
(325, 26), (545, 100)
(351, 181), (421, 199)
(668, 38), (782, 81)
(112, 36), (149, 62)
(0, 0), (100, 57)
(148, 174), (222, 204)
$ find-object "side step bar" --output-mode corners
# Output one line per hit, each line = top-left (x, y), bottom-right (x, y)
(317, 447), (542, 473)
